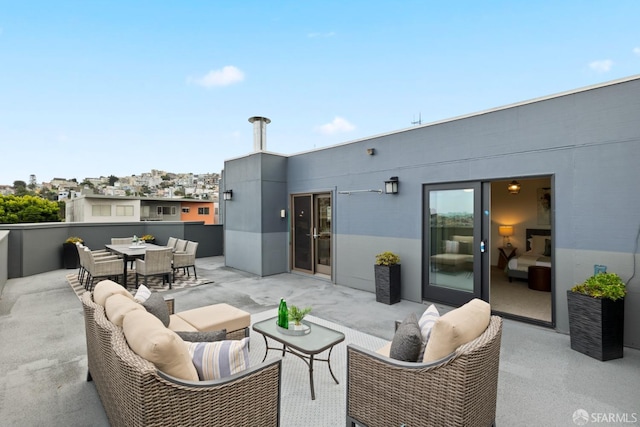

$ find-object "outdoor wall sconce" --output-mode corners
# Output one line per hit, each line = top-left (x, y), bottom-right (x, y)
(367, 148), (375, 155)
(385, 177), (399, 194)
(507, 180), (521, 195)
(223, 190), (233, 200)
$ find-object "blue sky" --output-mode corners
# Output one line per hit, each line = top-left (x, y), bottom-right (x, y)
(1, 1), (639, 185)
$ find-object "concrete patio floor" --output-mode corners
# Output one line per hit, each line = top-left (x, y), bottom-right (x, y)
(1, 256), (638, 426)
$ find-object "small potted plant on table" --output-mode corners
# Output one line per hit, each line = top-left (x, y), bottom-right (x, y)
(567, 272), (626, 361)
(288, 305), (312, 330)
(374, 251), (401, 305)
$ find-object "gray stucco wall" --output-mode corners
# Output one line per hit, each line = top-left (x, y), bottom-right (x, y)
(224, 153), (288, 276)
(223, 76), (640, 348)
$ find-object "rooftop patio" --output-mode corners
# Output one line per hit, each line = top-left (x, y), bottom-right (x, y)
(1, 256), (638, 426)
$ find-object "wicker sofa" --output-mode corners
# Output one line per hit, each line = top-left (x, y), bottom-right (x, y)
(346, 301), (502, 427)
(81, 281), (282, 427)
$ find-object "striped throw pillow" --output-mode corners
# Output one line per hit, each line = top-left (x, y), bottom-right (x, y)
(187, 338), (250, 380)
(417, 304), (440, 360)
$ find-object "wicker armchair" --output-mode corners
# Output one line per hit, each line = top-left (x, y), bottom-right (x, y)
(346, 316), (503, 427)
(135, 247), (173, 289)
(173, 240), (198, 280)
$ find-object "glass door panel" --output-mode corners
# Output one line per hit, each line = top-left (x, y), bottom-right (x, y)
(315, 194), (331, 275)
(423, 183), (482, 306)
(293, 195), (312, 272)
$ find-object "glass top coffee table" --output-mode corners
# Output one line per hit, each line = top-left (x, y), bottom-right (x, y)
(252, 317), (345, 400)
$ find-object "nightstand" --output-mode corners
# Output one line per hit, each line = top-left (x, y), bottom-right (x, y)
(497, 246), (517, 269)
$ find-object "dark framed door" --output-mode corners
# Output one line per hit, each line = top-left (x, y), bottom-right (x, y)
(292, 193), (332, 276)
(422, 182), (487, 306)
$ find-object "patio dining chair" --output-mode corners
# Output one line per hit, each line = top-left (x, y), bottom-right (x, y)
(167, 236), (178, 249)
(82, 248), (125, 291)
(111, 237), (133, 245)
(135, 247), (173, 289)
(76, 244), (118, 286)
(110, 237), (136, 268)
(174, 238), (188, 253)
(172, 240), (198, 281)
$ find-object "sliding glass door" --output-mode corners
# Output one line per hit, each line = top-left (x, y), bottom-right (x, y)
(423, 182), (485, 306)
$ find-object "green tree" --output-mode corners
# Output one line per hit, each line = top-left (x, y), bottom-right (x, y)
(13, 180), (32, 197)
(108, 175), (119, 186)
(0, 195), (62, 223)
(39, 188), (59, 201)
(80, 179), (95, 189)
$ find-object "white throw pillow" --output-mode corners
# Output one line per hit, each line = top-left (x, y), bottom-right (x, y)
(134, 284), (152, 303)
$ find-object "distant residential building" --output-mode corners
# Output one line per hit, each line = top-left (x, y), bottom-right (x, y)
(65, 194), (217, 224)
(0, 185), (14, 196)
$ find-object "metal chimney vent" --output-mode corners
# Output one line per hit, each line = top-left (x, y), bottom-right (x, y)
(248, 116), (271, 152)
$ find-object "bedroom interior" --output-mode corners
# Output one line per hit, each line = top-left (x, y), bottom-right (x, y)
(490, 177), (552, 324)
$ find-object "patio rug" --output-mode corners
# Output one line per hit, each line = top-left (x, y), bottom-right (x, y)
(249, 309), (388, 427)
(66, 270), (214, 300)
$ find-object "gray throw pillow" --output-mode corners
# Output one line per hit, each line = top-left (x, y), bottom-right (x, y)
(176, 330), (227, 342)
(389, 312), (422, 362)
(142, 292), (170, 327)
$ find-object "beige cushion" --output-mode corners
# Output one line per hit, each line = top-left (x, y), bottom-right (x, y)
(93, 280), (134, 306)
(452, 235), (473, 244)
(376, 341), (392, 357)
(175, 303), (250, 333)
(105, 294), (145, 327)
(123, 309), (199, 381)
(168, 314), (199, 332)
(423, 298), (490, 362)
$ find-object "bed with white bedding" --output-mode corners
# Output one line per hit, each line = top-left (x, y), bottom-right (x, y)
(507, 228), (552, 282)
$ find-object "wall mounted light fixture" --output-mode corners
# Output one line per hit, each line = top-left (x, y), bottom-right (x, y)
(507, 180), (521, 195)
(385, 176), (399, 194)
(367, 148), (375, 155)
(223, 190), (233, 201)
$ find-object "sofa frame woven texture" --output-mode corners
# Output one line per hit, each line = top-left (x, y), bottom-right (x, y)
(81, 292), (282, 427)
(346, 315), (503, 427)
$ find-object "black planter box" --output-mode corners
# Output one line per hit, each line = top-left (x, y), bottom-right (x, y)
(62, 242), (80, 269)
(567, 290), (624, 361)
(374, 264), (401, 305)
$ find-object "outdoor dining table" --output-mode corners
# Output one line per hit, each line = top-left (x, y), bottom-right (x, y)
(105, 243), (167, 288)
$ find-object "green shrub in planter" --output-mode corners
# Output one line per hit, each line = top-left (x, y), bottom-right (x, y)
(567, 272), (626, 361)
(570, 272), (626, 301)
(374, 252), (401, 304)
(375, 251), (400, 266)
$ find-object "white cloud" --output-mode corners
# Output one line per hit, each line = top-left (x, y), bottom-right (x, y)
(189, 66), (245, 88)
(307, 31), (336, 38)
(589, 59), (613, 73)
(315, 117), (355, 135)
(634, 47), (640, 56)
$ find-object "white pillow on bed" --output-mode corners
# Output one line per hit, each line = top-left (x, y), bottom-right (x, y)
(529, 235), (550, 255)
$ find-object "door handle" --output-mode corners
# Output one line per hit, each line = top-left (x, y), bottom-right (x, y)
(312, 227), (319, 239)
